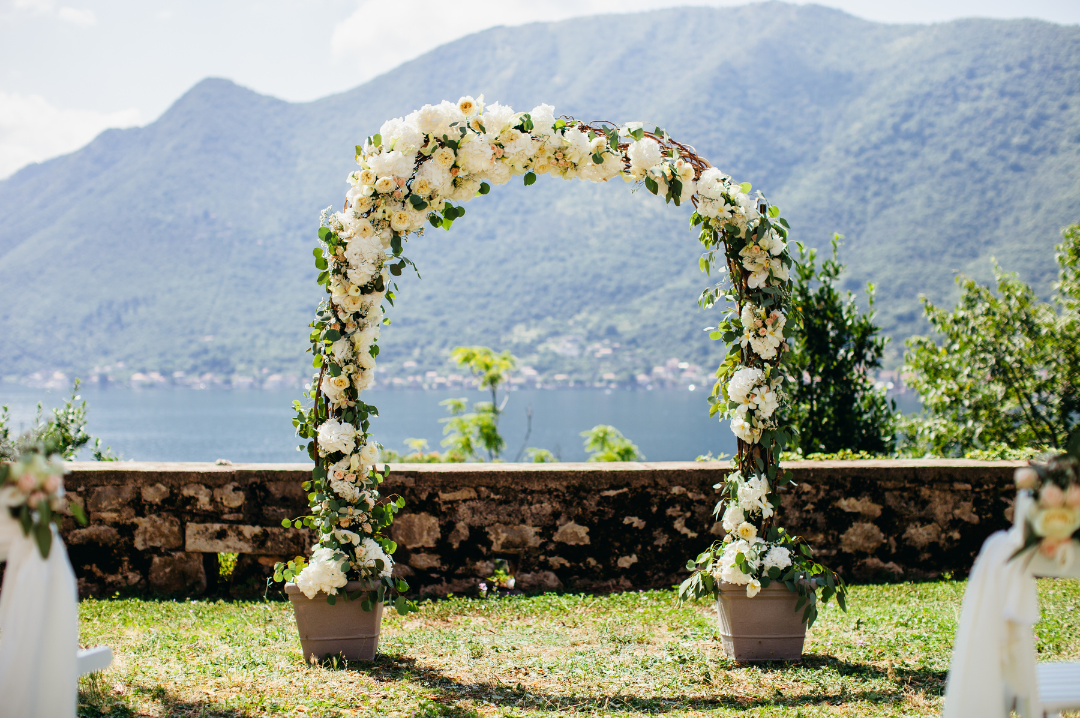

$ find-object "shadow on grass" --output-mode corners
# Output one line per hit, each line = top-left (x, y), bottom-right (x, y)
(79, 680), (259, 718)
(323, 650), (947, 714)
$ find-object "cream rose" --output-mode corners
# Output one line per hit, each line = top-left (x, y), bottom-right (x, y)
(1033, 506), (1080, 539)
(374, 176), (395, 194)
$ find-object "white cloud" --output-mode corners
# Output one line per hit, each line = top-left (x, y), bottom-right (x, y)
(330, 0), (694, 82)
(56, 6), (96, 25)
(0, 93), (141, 179)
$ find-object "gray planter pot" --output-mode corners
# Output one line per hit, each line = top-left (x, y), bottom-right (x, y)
(715, 582), (807, 661)
(285, 581), (383, 662)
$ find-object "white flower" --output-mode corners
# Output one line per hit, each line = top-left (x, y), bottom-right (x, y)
(483, 161), (512, 186)
(721, 503), (745, 532)
(356, 537), (394, 578)
(330, 476), (361, 503)
(450, 177), (483, 202)
(358, 168), (377, 187)
(746, 578), (762, 598)
(763, 546), (792, 573)
(390, 210), (410, 232)
(458, 96), (479, 116)
(736, 521), (758, 541)
(737, 474), (774, 519)
(433, 146), (456, 170)
(345, 233), (382, 270)
(416, 159), (452, 197)
(481, 102), (516, 135)
(294, 547), (349, 599)
(317, 418), (356, 456)
(352, 324), (380, 355)
(321, 373), (351, 405)
(415, 103), (449, 136)
(368, 150), (414, 179)
(727, 367), (764, 405)
(697, 168), (728, 199)
(731, 406), (759, 444)
(456, 134), (495, 175)
(379, 116), (423, 156)
(374, 176), (395, 194)
(627, 137), (662, 179)
(360, 441), (379, 467)
(333, 527), (362, 546)
(529, 103), (557, 136)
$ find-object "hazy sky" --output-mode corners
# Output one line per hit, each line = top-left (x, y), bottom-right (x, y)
(1, 0), (1078, 179)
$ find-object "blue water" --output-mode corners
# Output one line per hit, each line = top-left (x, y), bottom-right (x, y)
(0, 385), (736, 463)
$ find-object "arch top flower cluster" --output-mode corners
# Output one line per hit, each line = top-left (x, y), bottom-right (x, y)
(282, 94), (842, 621)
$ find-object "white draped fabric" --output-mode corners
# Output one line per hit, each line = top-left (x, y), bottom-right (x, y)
(944, 493), (1080, 718)
(0, 507), (79, 718)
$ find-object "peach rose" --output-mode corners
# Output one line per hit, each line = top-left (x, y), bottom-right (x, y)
(1066, 483), (1080, 508)
(1040, 483), (1065, 508)
(16, 473), (36, 494)
(1014, 467), (1039, 490)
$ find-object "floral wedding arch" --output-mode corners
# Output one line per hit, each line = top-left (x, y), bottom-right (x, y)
(277, 96), (845, 622)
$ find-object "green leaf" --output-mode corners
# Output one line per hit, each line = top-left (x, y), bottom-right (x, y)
(323, 328), (341, 342)
(281, 518), (292, 528)
(739, 182), (752, 193)
(318, 227), (331, 241)
(523, 172), (537, 186)
(768, 205), (780, 217)
(644, 177), (658, 195)
(478, 182), (490, 195)
(372, 133), (382, 147)
(34, 522), (51, 559)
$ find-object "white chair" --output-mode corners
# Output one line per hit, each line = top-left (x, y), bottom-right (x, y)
(943, 492), (1080, 718)
(77, 645), (114, 675)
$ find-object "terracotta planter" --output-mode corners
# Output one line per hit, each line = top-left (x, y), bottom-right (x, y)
(715, 582), (807, 661)
(285, 581), (383, 662)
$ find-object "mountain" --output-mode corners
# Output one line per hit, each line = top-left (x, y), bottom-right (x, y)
(1, 3), (1078, 388)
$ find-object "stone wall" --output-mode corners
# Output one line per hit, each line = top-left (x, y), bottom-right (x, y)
(58, 459), (1023, 598)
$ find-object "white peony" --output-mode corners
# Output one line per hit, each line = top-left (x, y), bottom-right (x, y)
(529, 103), (557, 136)
(721, 503), (745, 532)
(697, 168), (728, 199)
(762, 546), (792, 573)
(416, 159), (452, 196)
(379, 116), (423, 156)
(456, 134), (495, 175)
(356, 537), (394, 578)
(727, 366), (764, 405)
(317, 418), (356, 456)
(627, 137), (662, 179)
(294, 547), (349, 599)
(331, 337), (353, 364)
(368, 149), (414, 179)
(481, 102), (517, 135)
(450, 177), (483, 202)
(483, 161), (512, 186)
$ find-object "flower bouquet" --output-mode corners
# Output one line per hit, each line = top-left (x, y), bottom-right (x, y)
(0, 442), (86, 559)
(1012, 433), (1080, 568)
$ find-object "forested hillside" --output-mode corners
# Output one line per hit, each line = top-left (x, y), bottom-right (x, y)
(1, 2), (1077, 385)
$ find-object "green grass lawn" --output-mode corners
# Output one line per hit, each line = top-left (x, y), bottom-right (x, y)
(77, 580), (1080, 718)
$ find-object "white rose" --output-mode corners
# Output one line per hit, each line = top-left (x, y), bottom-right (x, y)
(374, 177), (395, 194)
(360, 441), (379, 466)
(317, 418), (356, 456)
(450, 177), (483, 202)
(357, 537), (394, 578)
(358, 168), (377, 186)
(458, 96), (479, 116)
(432, 146), (456, 170)
(736, 521), (758, 541)
(390, 210), (410, 232)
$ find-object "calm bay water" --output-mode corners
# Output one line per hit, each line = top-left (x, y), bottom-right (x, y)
(0, 385), (736, 463)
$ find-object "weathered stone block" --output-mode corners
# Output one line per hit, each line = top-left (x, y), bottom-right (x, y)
(840, 522), (886, 554)
(438, 488), (477, 501)
(133, 514), (183, 550)
(408, 553), (442, 570)
(87, 485), (136, 521)
(67, 525), (120, 546)
(149, 552), (206, 595)
(185, 523), (310, 555)
(181, 483), (213, 510)
(553, 521), (589, 545)
(487, 523), (541, 552)
(391, 513), (440, 548)
(214, 483), (245, 509)
(517, 570), (563, 591)
(141, 483), (170, 504)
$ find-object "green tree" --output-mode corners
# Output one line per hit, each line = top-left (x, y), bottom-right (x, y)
(439, 347), (517, 461)
(580, 425), (644, 462)
(901, 223), (1080, 455)
(0, 379), (119, 461)
(785, 236), (895, 454)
